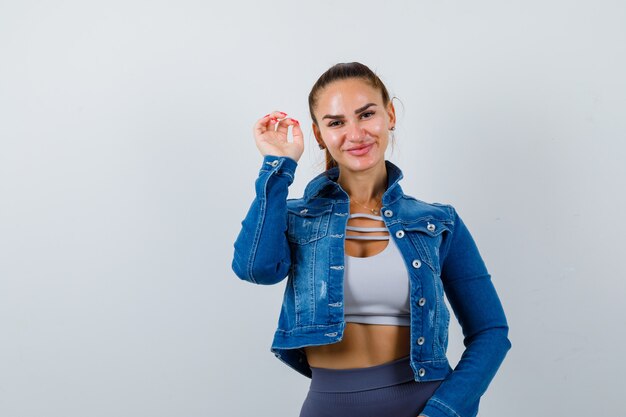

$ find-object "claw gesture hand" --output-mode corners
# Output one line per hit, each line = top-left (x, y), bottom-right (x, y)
(253, 111), (304, 163)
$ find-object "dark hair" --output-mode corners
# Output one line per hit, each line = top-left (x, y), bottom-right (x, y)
(308, 62), (392, 171)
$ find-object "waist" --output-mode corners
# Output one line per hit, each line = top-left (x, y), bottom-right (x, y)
(309, 355), (437, 392)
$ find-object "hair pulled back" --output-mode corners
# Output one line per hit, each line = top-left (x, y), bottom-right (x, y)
(308, 62), (392, 171)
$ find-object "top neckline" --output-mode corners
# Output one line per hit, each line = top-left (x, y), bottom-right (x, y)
(348, 212), (384, 221)
(345, 239), (393, 260)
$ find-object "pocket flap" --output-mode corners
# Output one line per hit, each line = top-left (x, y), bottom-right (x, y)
(402, 218), (451, 237)
(287, 205), (332, 217)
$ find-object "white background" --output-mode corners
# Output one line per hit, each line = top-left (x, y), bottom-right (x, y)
(1, 1), (625, 416)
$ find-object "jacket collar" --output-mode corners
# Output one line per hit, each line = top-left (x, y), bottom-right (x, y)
(303, 160), (404, 205)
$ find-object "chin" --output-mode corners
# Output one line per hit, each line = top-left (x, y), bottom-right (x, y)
(341, 157), (383, 171)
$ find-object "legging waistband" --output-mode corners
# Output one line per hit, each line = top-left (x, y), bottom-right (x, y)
(309, 355), (416, 393)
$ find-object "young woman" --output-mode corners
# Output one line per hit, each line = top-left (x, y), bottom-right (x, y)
(231, 62), (511, 417)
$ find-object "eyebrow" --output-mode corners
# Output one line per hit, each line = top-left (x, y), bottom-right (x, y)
(322, 103), (377, 120)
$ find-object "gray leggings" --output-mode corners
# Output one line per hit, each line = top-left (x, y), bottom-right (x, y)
(299, 355), (443, 417)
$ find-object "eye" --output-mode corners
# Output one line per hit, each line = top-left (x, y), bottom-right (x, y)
(361, 111), (375, 118)
(328, 120), (343, 127)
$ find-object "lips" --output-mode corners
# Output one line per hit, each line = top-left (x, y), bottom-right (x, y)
(345, 143), (374, 156)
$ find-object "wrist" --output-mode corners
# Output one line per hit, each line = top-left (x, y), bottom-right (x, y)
(260, 155), (298, 177)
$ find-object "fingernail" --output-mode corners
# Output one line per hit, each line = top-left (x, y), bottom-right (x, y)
(263, 114), (270, 118)
(291, 118), (299, 125)
(278, 111), (287, 116)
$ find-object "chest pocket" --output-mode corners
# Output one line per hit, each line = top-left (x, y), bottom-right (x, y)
(402, 218), (451, 274)
(286, 206), (332, 245)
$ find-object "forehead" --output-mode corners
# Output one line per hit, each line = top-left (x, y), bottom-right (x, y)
(316, 78), (382, 108)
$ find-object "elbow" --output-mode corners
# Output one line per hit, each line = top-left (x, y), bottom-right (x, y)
(494, 322), (512, 353)
(255, 262), (290, 285)
(231, 233), (292, 285)
(465, 324), (512, 357)
(231, 256), (249, 282)
(491, 326), (512, 372)
(503, 327), (512, 351)
(490, 325), (512, 353)
(462, 325), (512, 377)
(490, 325), (513, 360)
(231, 256), (289, 285)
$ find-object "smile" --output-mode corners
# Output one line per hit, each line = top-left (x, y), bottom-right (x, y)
(345, 143), (374, 156)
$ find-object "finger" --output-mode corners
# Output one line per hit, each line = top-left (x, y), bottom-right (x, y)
(262, 111), (286, 121)
(290, 119), (304, 147)
(254, 118), (269, 137)
(254, 114), (278, 137)
(265, 110), (287, 124)
(275, 117), (299, 138)
(271, 110), (287, 118)
(275, 117), (291, 137)
(268, 111), (287, 132)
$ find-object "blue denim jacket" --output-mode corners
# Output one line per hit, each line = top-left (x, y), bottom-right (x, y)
(232, 155), (511, 417)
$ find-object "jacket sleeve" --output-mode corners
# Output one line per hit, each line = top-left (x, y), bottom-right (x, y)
(231, 155), (297, 285)
(420, 205), (512, 417)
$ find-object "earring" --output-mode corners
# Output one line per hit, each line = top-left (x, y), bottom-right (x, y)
(390, 126), (395, 131)
(319, 144), (325, 149)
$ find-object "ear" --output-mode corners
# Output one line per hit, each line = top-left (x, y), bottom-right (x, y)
(386, 100), (396, 129)
(312, 123), (325, 148)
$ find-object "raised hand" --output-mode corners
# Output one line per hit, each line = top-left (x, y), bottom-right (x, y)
(253, 110), (304, 162)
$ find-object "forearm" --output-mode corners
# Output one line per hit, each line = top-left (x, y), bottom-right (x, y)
(420, 319), (511, 417)
(231, 155), (297, 285)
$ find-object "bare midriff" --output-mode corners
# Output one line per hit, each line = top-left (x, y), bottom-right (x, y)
(304, 323), (411, 368)
(303, 212), (412, 369)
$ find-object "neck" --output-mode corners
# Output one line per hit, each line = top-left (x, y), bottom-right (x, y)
(337, 161), (388, 206)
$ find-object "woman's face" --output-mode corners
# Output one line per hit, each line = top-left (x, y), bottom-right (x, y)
(312, 78), (395, 174)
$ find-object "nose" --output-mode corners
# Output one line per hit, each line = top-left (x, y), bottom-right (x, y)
(346, 120), (364, 141)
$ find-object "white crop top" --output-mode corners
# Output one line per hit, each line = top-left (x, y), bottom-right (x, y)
(343, 212), (411, 326)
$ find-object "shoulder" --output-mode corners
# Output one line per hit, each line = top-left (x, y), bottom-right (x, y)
(395, 192), (455, 224)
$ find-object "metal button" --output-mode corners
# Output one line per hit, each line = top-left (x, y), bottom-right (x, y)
(412, 259), (422, 269)
(417, 336), (425, 345)
(395, 230), (405, 238)
(418, 297), (426, 307)
(383, 209), (393, 217)
(300, 208), (308, 214)
(427, 222), (436, 232)
(418, 368), (426, 377)
(270, 160), (279, 167)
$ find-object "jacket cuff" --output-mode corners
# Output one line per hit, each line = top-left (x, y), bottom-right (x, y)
(421, 397), (463, 417)
(259, 155), (298, 179)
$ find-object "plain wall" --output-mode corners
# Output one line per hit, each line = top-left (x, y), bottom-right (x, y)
(1, 0), (624, 416)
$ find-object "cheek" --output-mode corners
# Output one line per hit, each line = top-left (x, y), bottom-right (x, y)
(322, 130), (341, 145)
(368, 120), (385, 134)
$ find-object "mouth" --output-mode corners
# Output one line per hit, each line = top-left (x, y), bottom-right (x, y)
(345, 143), (374, 156)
